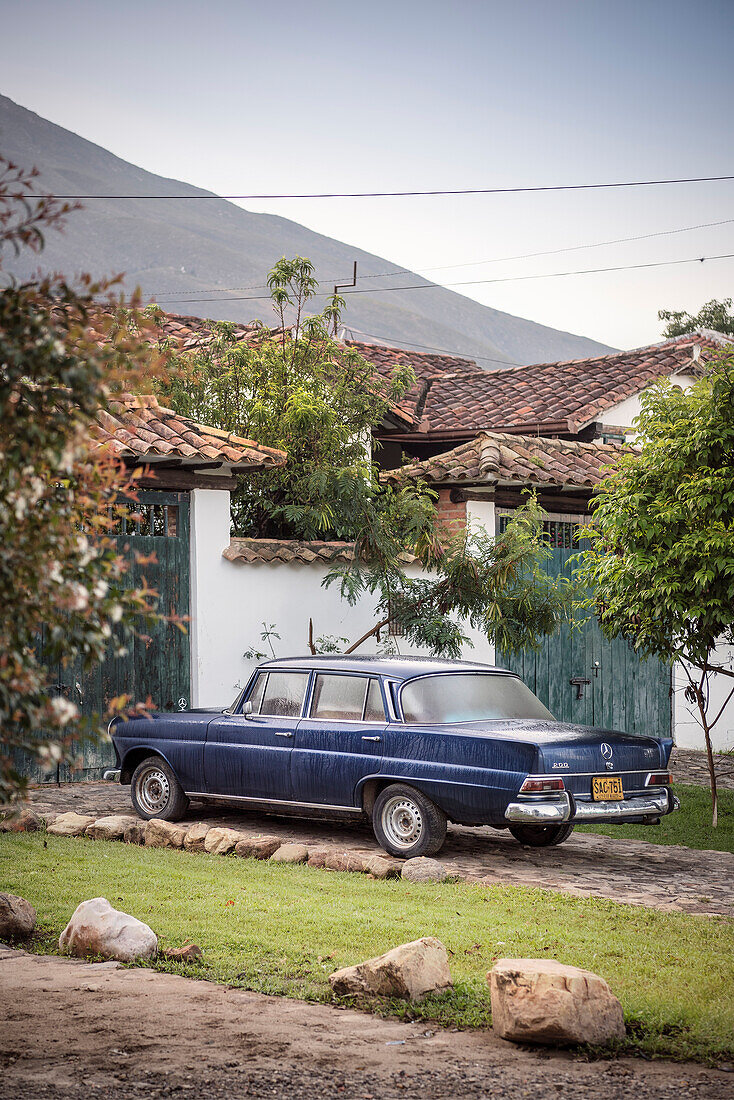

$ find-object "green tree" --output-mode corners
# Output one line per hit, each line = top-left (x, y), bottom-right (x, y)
(325, 492), (578, 658)
(154, 257), (429, 542)
(577, 353), (734, 825)
(0, 159), (166, 804)
(659, 298), (734, 338)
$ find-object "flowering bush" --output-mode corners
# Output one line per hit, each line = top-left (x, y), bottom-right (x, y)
(0, 159), (167, 803)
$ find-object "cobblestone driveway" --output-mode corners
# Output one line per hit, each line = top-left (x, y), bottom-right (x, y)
(24, 748), (733, 919)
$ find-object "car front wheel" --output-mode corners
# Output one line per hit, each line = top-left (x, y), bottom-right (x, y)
(372, 783), (447, 859)
(508, 823), (574, 847)
(130, 756), (189, 821)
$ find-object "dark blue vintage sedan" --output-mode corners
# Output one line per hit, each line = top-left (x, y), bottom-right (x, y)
(109, 656), (678, 858)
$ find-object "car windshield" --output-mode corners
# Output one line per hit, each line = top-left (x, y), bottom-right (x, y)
(399, 673), (554, 724)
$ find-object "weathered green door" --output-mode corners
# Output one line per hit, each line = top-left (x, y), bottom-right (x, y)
(497, 517), (672, 738)
(23, 490), (191, 782)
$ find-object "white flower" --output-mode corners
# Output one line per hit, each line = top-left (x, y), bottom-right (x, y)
(109, 604), (123, 623)
(67, 583), (89, 611)
(49, 697), (78, 726)
(100, 623), (112, 638)
(37, 742), (64, 766)
(93, 580), (109, 600)
(48, 561), (63, 585)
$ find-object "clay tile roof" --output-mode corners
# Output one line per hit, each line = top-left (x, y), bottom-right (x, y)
(364, 331), (730, 438)
(223, 539), (357, 565)
(346, 340), (485, 426)
(93, 394), (286, 471)
(384, 431), (632, 490)
(223, 538), (417, 566)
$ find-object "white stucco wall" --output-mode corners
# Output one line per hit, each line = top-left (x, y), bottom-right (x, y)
(599, 373), (698, 436)
(189, 489), (494, 709)
(673, 648), (734, 753)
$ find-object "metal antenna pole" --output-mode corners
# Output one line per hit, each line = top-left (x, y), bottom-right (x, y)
(333, 261), (357, 335)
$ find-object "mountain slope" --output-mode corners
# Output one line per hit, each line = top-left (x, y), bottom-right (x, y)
(0, 95), (616, 366)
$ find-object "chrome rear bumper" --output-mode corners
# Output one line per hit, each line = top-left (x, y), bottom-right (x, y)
(103, 769), (121, 782)
(505, 789), (674, 825)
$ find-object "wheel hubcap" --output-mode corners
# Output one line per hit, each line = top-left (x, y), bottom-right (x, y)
(136, 767), (170, 815)
(381, 796), (423, 851)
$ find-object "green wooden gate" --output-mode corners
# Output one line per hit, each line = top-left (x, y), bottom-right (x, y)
(22, 490), (191, 783)
(497, 516), (672, 737)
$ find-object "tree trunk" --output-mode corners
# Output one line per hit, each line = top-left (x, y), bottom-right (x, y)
(345, 617), (390, 655)
(695, 684), (719, 828)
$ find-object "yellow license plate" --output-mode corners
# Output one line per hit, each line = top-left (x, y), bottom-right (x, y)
(592, 775), (624, 801)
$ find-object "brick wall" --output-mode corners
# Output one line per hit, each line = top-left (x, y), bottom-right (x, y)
(435, 488), (466, 534)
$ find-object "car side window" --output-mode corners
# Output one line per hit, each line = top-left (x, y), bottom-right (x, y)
(364, 679), (386, 722)
(246, 672), (267, 714)
(260, 672), (309, 718)
(310, 675), (368, 721)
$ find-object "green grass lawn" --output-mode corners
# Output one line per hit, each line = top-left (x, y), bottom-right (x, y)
(577, 784), (734, 853)
(1, 833), (732, 1064)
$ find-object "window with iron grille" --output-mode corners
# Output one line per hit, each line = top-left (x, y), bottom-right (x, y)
(387, 597), (405, 637)
(108, 502), (179, 537)
(497, 511), (585, 548)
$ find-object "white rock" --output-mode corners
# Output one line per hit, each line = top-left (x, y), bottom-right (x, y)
(270, 843), (309, 864)
(489, 958), (626, 1046)
(401, 857), (447, 883)
(204, 827), (243, 855)
(330, 937), (452, 1000)
(59, 897), (157, 962)
(47, 812), (97, 837)
(86, 815), (138, 841)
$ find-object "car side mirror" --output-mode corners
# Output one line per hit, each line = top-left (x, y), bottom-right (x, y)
(242, 700), (253, 717)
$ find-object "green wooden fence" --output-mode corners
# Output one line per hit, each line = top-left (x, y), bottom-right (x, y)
(17, 490), (191, 784)
(497, 518), (672, 737)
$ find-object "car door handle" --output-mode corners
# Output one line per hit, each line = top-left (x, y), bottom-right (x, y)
(362, 735), (382, 742)
(275, 731), (294, 738)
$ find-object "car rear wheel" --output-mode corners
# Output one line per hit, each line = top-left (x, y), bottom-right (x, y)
(372, 784), (447, 858)
(508, 823), (574, 847)
(131, 756), (189, 821)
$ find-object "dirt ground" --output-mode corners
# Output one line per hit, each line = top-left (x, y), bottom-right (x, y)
(0, 946), (731, 1100)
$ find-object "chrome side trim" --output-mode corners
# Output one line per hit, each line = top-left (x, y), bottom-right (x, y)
(184, 791), (363, 814)
(526, 769), (653, 779)
(103, 769), (121, 782)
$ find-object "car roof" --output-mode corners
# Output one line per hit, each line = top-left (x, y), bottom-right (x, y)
(256, 654), (511, 680)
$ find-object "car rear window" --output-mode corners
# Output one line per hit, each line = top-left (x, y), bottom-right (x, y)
(400, 673), (554, 724)
(311, 674), (368, 720)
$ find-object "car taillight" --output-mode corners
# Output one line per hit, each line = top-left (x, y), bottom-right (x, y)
(645, 772), (673, 787)
(520, 777), (566, 793)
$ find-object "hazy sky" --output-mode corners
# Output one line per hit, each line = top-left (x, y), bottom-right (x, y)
(2, 0), (733, 349)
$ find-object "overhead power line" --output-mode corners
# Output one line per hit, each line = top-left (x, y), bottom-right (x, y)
(151, 252), (734, 305)
(145, 216), (734, 299)
(46, 173), (734, 201)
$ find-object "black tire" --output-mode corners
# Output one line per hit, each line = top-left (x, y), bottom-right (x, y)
(130, 755), (189, 821)
(509, 823), (575, 847)
(372, 783), (447, 859)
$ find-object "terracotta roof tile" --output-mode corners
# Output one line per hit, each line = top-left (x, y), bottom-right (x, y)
(223, 539), (357, 565)
(384, 430), (631, 490)
(92, 394), (286, 471)
(223, 538), (417, 565)
(362, 331), (730, 437)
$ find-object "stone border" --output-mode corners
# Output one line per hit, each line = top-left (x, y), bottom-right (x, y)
(2, 809), (451, 884)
